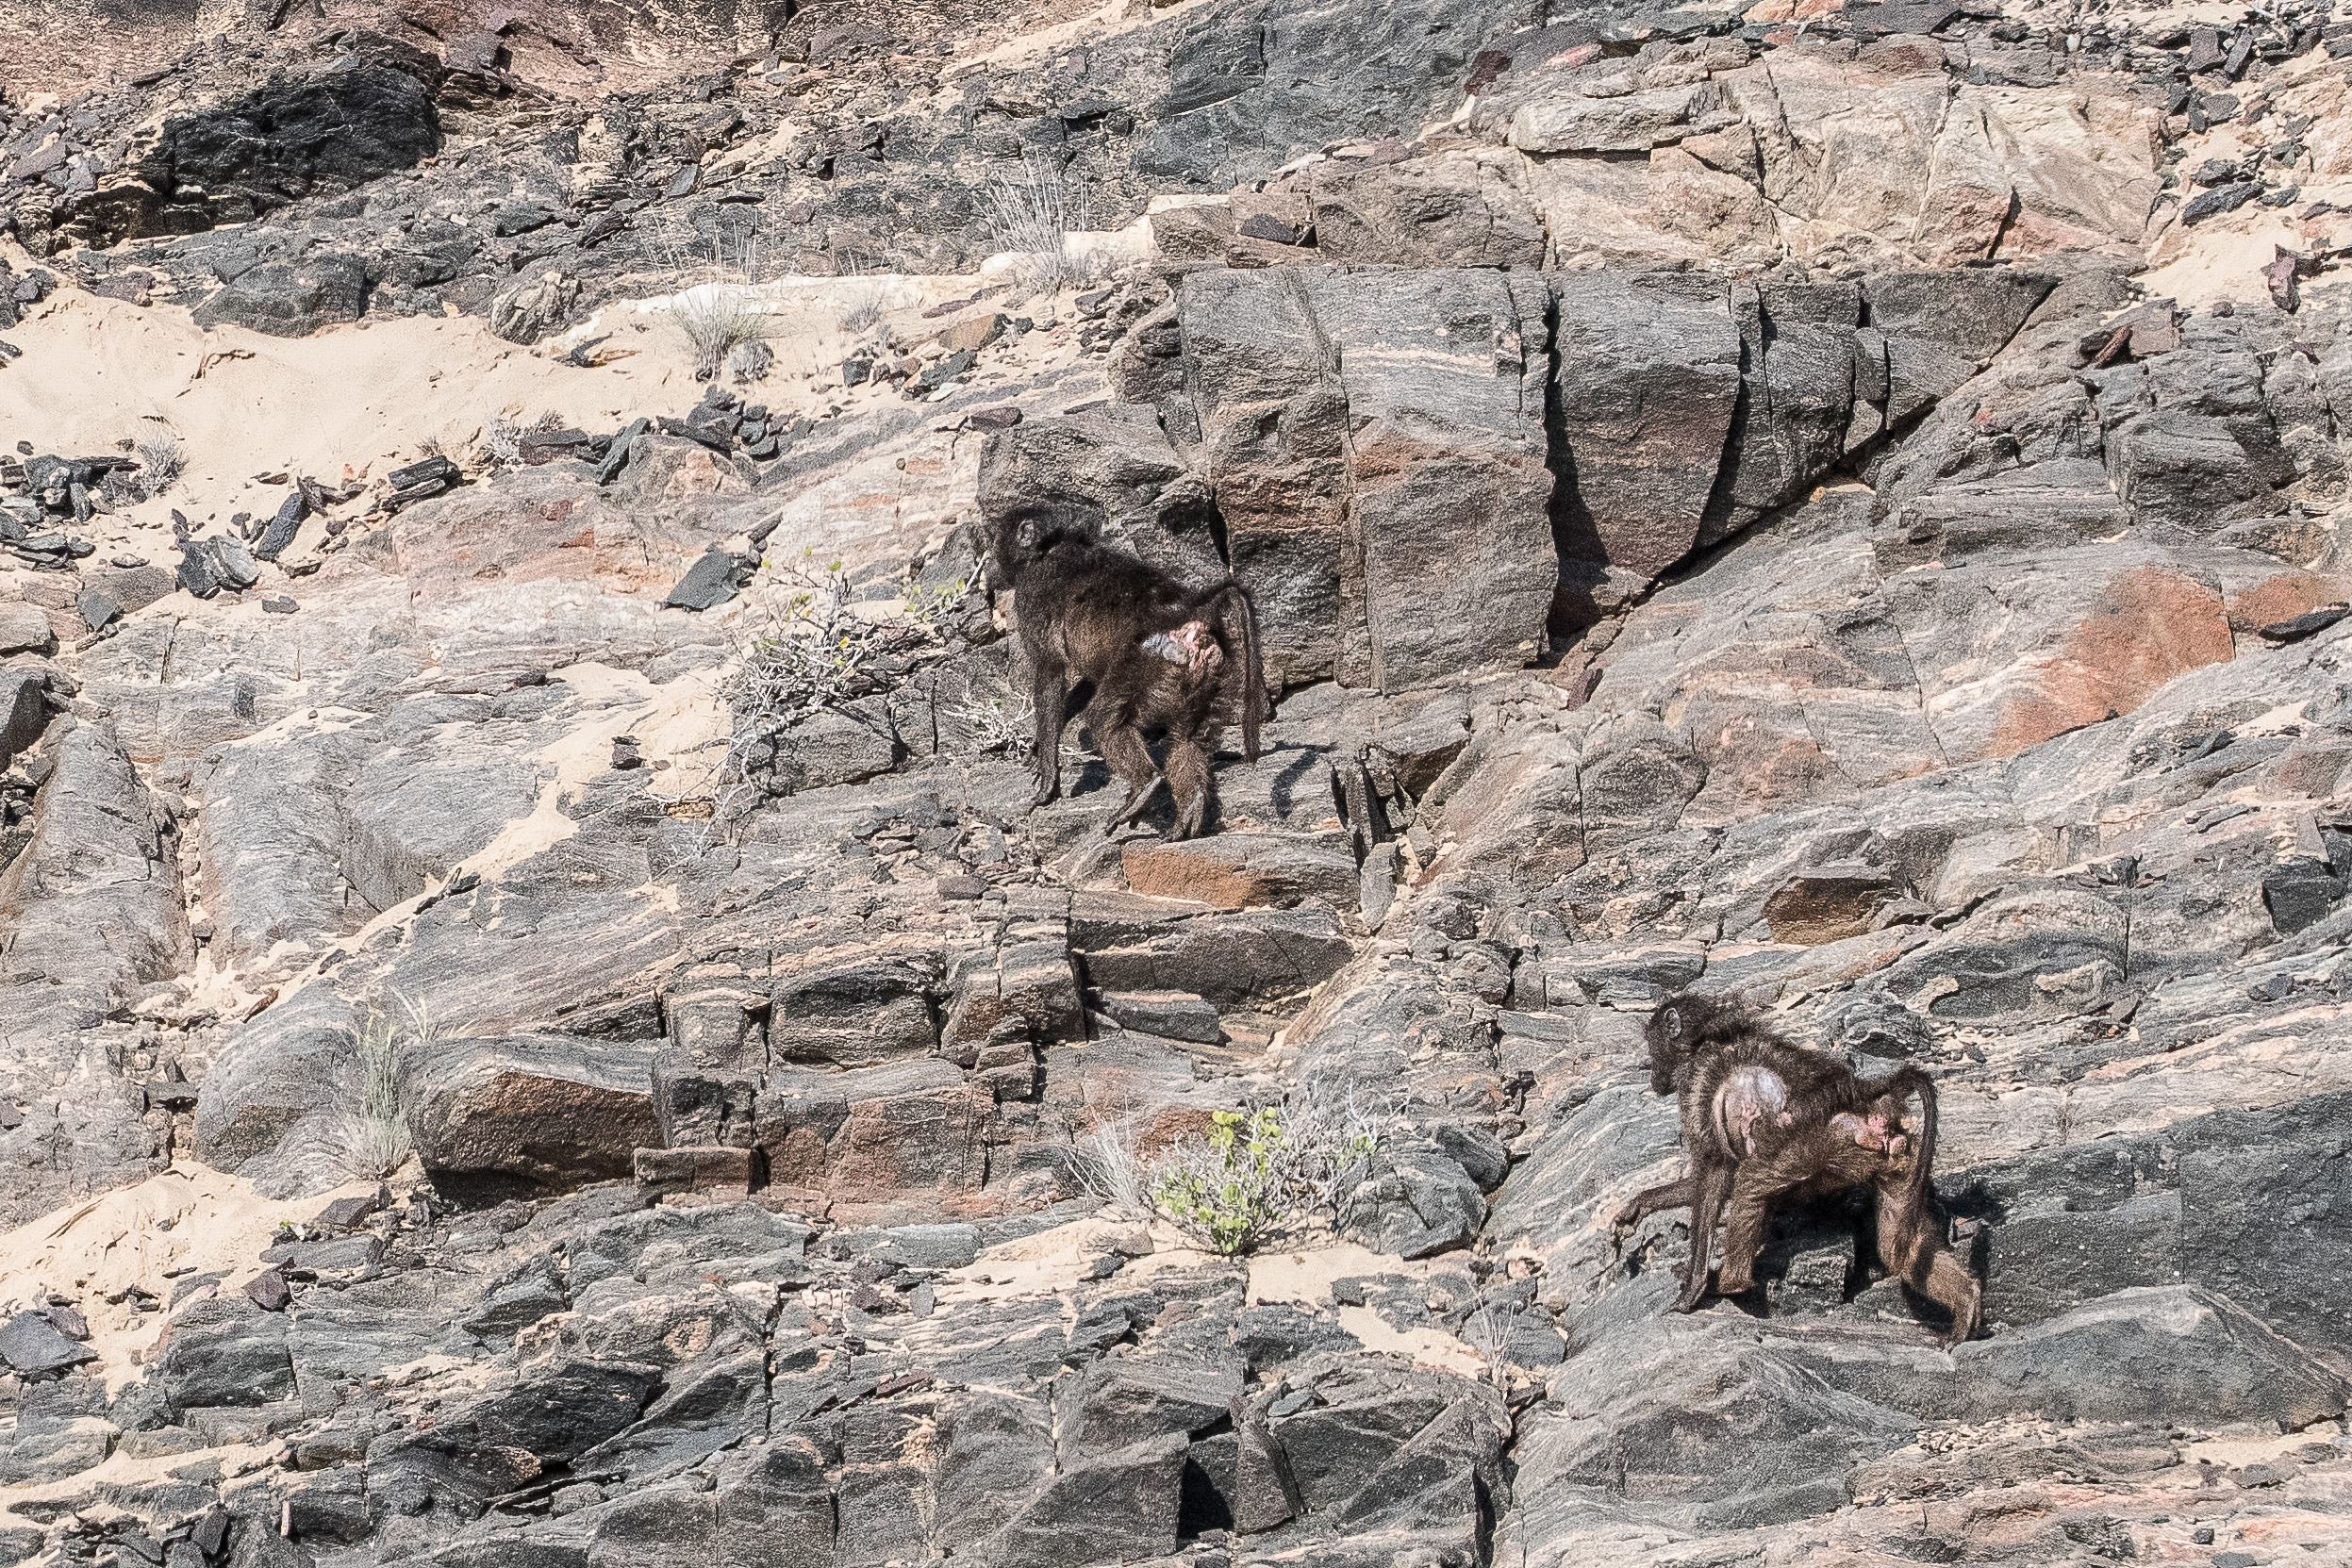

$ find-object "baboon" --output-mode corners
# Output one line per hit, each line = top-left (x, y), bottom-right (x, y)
(989, 505), (1267, 839)
(1611, 993), (1982, 1345)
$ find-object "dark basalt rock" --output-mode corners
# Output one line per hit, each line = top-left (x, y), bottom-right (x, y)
(664, 549), (759, 610)
(0, 1310), (99, 1376)
(66, 53), (442, 249)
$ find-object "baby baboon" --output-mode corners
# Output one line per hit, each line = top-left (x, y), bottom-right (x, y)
(1612, 993), (1981, 1345)
(990, 505), (1267, 839)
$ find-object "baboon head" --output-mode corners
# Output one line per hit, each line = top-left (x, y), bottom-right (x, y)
(987, 498), (1103, 588)
(1644, 1000), (1692, 1095)
(1642, 993), (1750, 1096)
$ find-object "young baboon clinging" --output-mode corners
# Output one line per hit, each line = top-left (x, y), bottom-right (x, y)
(989, 505), (1267, 839)
(1611, 993), (1982, 1345)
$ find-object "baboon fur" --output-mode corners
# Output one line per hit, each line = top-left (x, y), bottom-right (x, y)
(1612, 993), (1982, 1345)
(989, 504), (1267, 839)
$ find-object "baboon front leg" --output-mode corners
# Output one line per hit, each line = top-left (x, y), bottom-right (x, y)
(1613, 1177), (1696, 1242)
(1030, 662), (1068, 806)
(1097, 722), (1162, 833)
(1166, 737), (1212, 840)
(1670, 1164), (1733, 1313)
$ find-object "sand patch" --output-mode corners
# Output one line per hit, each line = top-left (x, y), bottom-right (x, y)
(0, 285), (668, 529)
(1246, 1242), (1404, 1308)
(0, 1162), (376, 1395)
(461, 660), (728, 885)
(1334, 1304), (1491, 1379)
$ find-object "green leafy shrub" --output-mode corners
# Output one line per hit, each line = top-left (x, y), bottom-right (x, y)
(1088, 1087), (1384, 1256)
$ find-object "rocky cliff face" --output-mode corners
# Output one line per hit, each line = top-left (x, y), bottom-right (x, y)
(6, 0), (2352, 1564)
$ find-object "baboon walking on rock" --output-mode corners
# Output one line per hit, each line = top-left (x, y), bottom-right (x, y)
(989, 505), (1267, 839)
(1613, 993), (1982, 1345)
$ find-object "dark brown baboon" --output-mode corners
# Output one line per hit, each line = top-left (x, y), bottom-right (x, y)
(989, 504), (1267, 839)
(1611, 993), (1981, 1345)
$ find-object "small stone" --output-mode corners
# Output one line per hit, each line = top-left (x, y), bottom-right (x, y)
(312, 1194), (380, 1231)
(1100, 989), (1221, 1044)
(611, 735), (643, 769)
(1237, 211), (1303, 244)
(0, 1309), (98, 1373)
(191, 1509), (230, 1557)
(2258, 602), (2348, 642)
(253, 491), (306, 561)
(938, 874), (986, 900)
(663, 549), (756, 611)
(76, 588), (122, 631)
(261, 596), (298, 615)
(385, 454), (459, 493)
(244, 1271), (292, 1312)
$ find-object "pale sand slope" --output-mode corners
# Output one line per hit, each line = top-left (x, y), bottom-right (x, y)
(0, 262), (952, 533)
(0, 1162), (379, 1397)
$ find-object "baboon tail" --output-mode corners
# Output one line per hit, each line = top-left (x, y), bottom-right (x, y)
(1893, 1066), (1938, 1217)
(1233, 581), (1265, 763)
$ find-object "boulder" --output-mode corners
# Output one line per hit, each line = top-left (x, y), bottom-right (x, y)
(1133, 0), (1535, 186)
(0, 1310), (97, 1376)
(587, 1441), (835, 1568)
(1066, 1355), (1243, 1450)
(744, 701), (903, 795)
(0, 669), (45, 770)
(1959, 1091), (2352, 1355)
(1877, 890), (2127, 1021)
(1338, 1143), (1487, 1258)
(663, 549), (757, 611)
(1099, 990), (1221, 1044)
(1308, 152), (1547, 269)
(0, 601), (54, 655)
(1509, 1317), (1917, 1536)
(754, 1059), (991, 1210)
(1176, 266), (1555, 690)
(408, 1033), (663, 1202)
(1781, 1286), (2351, 1431)
(157, 1298), (295, 1411)
(0, 719), (186, 1225)
(190, 255), (372, 338)
(770, 948), (942, 1065)
(1704, 280), (1862, 546)
(1072, 900), (1353, 1010)
(491, 272), (581, 345)
(979, 1431), (1188, 1567)
(1550, 271), (1741, 579)
(87, 53), (442, 246)
(1120, 834), (1359, 911)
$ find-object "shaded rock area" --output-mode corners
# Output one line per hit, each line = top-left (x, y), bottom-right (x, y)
(8, 0), (2352, 1564)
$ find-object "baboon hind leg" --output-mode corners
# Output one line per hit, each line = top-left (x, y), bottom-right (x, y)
(1166, 736), (1212, 840)
(1097, 721), (1163, 833)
